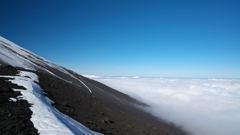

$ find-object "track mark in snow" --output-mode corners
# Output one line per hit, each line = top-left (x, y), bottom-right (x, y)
(112, 95), (124, 104)
(58, 70), (92, 93)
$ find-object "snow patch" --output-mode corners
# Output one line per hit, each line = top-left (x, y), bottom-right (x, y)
(0, 71), (101, 135)
(9, 97), (17, 102)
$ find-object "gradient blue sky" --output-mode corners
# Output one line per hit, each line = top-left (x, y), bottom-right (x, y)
(1, 0), (239, 78)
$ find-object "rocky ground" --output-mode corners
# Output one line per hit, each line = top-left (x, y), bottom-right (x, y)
(0, 65), (187, 135)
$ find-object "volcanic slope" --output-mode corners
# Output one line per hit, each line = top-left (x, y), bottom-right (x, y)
(0, 36), (187, 135)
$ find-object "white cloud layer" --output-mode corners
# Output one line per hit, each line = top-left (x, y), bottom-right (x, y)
(87, 76), (240, 135)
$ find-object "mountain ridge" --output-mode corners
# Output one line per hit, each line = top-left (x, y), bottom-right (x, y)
(0, 36), (187, 135)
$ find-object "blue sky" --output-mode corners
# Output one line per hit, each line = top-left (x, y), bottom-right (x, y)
(1, 0), (239, 78)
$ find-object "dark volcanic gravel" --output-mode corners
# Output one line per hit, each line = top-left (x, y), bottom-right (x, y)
(0, 65), (38, 135)
(38, 71), (169, 135)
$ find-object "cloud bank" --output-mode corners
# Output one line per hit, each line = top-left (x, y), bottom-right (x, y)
(85, 75), (240, 135)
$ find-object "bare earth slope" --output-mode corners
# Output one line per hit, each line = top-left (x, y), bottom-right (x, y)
(0, 36), (187, 135)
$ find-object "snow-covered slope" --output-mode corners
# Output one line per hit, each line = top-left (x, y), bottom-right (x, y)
(0, 36), (93, 93)
(0, 36), (60, 71)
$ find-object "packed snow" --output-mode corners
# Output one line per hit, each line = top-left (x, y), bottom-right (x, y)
(87, 76), (240, 135)
(0, 71), (101, 135)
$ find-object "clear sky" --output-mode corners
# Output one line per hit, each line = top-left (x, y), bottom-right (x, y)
(1, 0), (239, 78)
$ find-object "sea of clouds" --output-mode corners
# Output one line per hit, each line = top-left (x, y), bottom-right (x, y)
(85, 75), (240, 135)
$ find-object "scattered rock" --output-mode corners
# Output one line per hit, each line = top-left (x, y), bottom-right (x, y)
(102, 117), (114, 124)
